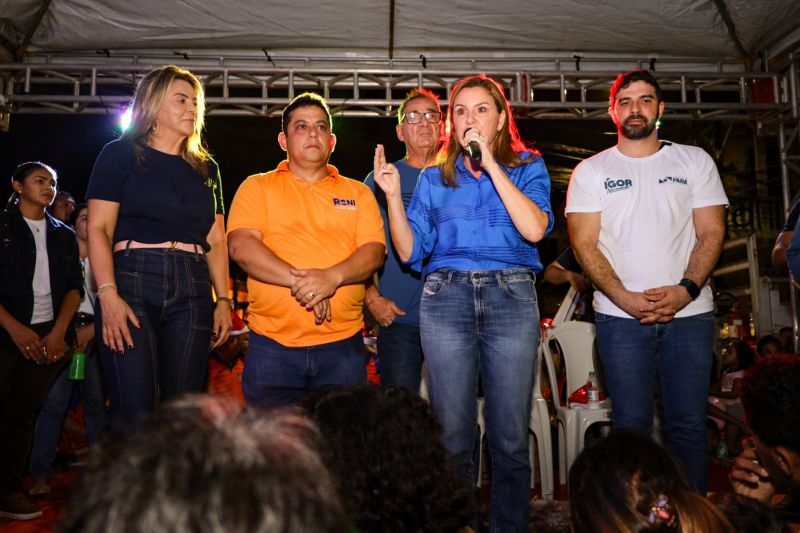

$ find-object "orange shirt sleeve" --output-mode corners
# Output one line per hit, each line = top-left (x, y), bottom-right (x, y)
(226, 173), (269, 237)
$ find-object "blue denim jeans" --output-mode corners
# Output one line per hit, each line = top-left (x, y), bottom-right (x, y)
(420, 268), (539, 533)
(96, 249), (214, 425)
(28, 340), (108, 478)
(243, 331), (367, 408)
(595, 311), (715, 493)
(377, 322), (424, 393)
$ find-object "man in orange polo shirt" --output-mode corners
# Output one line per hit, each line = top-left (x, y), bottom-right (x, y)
(227, 93), (386, 407)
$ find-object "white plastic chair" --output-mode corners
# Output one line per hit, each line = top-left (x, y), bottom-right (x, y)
(529, 345), (554, 499)
(542, 320), (611, 485)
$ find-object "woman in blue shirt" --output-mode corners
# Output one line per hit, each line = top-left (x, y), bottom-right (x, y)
(374, 74), (552, 532)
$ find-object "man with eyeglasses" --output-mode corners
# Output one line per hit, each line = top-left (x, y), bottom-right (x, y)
(364, 88), (442, 393)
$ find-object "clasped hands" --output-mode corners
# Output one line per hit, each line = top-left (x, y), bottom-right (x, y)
(290, 267), (338, 325)
(619, 284), (693, 324)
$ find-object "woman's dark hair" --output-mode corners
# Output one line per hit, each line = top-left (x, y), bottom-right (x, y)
(717, 493), (790, 533)
(741, 355), (800, 454)
(304, 384), (476, 533)
(756, 335), (781, 356)
(68, 202), (88, 227)
(728, 340), (756, 371)
(7, 161), (57, 208)
(569, 429), (733, 532)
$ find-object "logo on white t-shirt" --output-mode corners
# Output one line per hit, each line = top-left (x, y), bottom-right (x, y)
(657, 176), (688, 185)
(604, 177), (633, 194)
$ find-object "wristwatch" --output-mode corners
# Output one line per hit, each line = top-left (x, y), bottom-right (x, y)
(678, 278), (701, 300)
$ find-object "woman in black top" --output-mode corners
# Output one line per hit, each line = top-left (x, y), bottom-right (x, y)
(0, 162), (83, 520)
(87, 65), (231, 423)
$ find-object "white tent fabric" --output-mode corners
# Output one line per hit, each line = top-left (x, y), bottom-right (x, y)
(1, 0), (799, 63)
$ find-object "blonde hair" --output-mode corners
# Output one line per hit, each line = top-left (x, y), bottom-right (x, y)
(671, 491), (735, 533)
(122, 65), (211, 179)
(435, 75), (534, 187)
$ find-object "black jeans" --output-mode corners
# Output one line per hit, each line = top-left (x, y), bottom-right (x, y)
(0, 321), (69, 495)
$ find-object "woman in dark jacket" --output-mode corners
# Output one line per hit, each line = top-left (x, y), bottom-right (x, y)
(0, 162), (83, 521)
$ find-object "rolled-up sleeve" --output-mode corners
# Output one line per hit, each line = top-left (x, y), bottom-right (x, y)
(516, 155), (554, 237)
(405, 170), (437, 272)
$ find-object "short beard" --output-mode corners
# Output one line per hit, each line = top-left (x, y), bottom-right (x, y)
(620, 115), (658, 140)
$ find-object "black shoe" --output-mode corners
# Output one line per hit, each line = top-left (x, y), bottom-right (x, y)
(0, 492), (43, 520)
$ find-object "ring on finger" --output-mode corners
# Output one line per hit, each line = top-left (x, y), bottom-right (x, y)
(308, 291), (315, 298)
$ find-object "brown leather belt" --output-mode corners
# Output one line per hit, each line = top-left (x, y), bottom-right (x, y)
(113, 240), (204, 254)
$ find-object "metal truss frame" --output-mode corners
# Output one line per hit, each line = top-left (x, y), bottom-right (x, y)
(0, 60), (790, 122)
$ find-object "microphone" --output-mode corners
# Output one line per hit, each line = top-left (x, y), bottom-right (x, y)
(465, 128), (482, 161)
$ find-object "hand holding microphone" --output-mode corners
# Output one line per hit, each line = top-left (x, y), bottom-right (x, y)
(464, 128), (482, 162)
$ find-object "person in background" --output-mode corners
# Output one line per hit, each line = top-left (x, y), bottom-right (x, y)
(86, 65), (231, 425)
(363, 88), (442, 392)
(774, 194), (800, 354)
(777, 326), (794, 354)
(570, 430), (734, 532)
(756, 334), (782, 358)
(730, 355), (800, 522)
(0, 162), (83, 521)
(28, 203), (109, 497)
(771, 192), (800, 270)
(707, 340), (755, 456)
(47, 189), (76, 224)
(375, 74), (552, 531)
(542, 245), (594, 322)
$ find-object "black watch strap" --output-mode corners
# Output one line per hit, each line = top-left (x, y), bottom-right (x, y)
(678, 278), (701, 300)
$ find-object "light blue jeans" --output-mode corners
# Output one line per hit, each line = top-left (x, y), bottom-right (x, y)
(29, 341), (108, 478)
(595, 311), (715, 493)
(421, 268), (539, 533)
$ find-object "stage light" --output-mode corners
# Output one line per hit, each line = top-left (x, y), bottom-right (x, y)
(118, 107), (132, 132)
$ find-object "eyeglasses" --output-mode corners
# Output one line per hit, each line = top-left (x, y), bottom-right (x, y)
(400, 111), (442, 124)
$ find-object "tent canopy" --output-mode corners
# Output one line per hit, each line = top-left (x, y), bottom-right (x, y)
(2, 0), (800, 67)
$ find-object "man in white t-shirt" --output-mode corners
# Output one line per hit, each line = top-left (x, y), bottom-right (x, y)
(566, 69), (728, 494)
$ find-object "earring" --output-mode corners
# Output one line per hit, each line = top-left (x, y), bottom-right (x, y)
(151, 122), (158, 132)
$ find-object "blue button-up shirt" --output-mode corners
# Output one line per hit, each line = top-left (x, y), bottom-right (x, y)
(405, 152), (553, 274)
